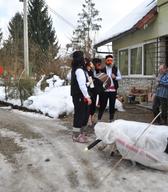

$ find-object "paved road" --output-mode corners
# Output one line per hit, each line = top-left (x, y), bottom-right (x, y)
(0, 107), (168, 192)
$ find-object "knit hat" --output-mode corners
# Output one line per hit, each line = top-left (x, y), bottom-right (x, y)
(73, 51), (84, 59)
(105, 54), (113, 60)
(92, 58), (102, 66)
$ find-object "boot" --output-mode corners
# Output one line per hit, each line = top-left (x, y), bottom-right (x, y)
(72, 133), (88, 143)
(109, 113), (114, 122)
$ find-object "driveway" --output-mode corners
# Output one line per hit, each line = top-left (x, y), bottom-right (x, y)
(0, 106), (168, 192)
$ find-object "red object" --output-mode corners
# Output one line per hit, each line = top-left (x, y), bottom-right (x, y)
(0, 66), (4, 75)
(84, 97), (88, 104)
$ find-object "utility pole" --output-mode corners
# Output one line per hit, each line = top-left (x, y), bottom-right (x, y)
(20, 0), (29, 77)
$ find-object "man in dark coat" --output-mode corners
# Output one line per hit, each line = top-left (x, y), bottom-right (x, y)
(98, 55), (122, 122)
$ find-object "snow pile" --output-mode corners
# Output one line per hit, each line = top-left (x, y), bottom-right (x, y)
(96, 0), (157, 44)
(0, 86), (21, 106)
(34, 75), (64, 95)
(34, 75), (45, 95)
(45, 75), (64, 91)
(25, 85), (73, 118)
(0, 74), (124, 118)
(95, 120), (168, 171)
(0, 86), (5, 100)
(24, 75), (73, 118)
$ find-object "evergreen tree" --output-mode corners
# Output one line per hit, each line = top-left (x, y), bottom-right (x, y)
(1, 13), (24, 76)
(71, 0), (102, 57)
(28, 0), (59, 74)
(28, 0), (59, 52)
(8, 12), (23, 41)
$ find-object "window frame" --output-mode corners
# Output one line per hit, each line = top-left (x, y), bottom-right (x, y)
(118, 40), (157, 77)
(118, 49), (129, 76)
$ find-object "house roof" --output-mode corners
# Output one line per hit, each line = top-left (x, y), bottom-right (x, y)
(95, 0), (157, 48)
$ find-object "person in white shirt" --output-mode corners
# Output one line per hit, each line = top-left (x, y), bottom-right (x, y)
(71, 51), (92, 143)
(98, 55), (122, 122)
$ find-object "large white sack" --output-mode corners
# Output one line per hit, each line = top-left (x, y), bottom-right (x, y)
(94, 120), (168, 171)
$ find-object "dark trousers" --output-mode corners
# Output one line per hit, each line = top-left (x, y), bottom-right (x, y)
(153, 95), (168, 124)
(98, 91), (117, 121)
(89, 91), (97, 116)
(72, 95), (89, 128)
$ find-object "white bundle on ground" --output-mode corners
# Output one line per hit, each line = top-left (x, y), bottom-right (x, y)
(94, 120), (168, 171)
(115, 99), (125, 112)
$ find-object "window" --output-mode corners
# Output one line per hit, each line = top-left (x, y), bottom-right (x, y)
(119, 49), (128, 75)
(144, 42), (156, 75)
(130, 47), (142, 75)
(118, 41), (156, 76)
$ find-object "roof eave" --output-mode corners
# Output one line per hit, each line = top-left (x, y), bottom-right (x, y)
(94, 28), (136, 48)
(94, 6), (158, 49)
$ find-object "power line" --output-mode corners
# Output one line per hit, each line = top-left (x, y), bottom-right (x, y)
(48, 6), (76, 29)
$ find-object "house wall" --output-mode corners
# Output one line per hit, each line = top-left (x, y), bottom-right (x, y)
(113, 24), (157, 51)
(157, 1), (168, 37)
(113, 2), (168, 50)
(158, 0), (168, 6)
(112, 2), (168, 97)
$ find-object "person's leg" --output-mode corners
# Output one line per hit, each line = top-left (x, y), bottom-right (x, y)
(72, 96), (88, 143)
(160, 97), (168, 125)
(91, 93), (97, 116)
(152, 96), (161, 124)
(98, 92), (108, 120)
(89, 92), (97, 125)
(108, 92), (117, 121)
(88, 99), (95, 126)
(72, 96), (83, 129)
(82, 102), (90, 128)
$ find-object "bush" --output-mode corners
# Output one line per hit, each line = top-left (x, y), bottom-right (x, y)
(18, 78), (36, 105)
(2, 77), (36, 106)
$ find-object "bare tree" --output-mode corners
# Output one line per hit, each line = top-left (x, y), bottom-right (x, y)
(70, 0), (102, 57)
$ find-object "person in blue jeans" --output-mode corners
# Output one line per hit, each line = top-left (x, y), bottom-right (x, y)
(153, 64), (168, 125)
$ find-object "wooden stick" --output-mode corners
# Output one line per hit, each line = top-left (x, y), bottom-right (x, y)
(84, 139), (102, 151)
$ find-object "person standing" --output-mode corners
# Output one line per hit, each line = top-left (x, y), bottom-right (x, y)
(92, 58), (102, 76)
(84, 58), (103, 128)
(71, 51), (92, 143)
(84, 58), (95, 128)
(153, 64), (168, 125)
(98, 55), (122, 122)
(88, 58), (103, 124)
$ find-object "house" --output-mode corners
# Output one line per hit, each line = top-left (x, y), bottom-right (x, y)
(94, 0), (168, 97)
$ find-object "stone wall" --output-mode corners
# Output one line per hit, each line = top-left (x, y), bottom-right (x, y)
(117, 77), (155, 96)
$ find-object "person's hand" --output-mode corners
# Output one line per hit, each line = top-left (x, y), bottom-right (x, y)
(84, 97), (92, 105)
(112, 73), (116, 79)
(90, 62), (95, 70)
(87, 97), (92, 105)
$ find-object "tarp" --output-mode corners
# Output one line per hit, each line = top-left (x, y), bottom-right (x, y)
(94, 120), (168, 171)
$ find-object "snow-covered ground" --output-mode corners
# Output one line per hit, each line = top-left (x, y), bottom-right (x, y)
(0, 107), (168, 192)
(0, 75), (124, 118)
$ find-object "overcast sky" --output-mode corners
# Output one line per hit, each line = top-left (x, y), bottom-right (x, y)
(0, 0), (145, 51)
